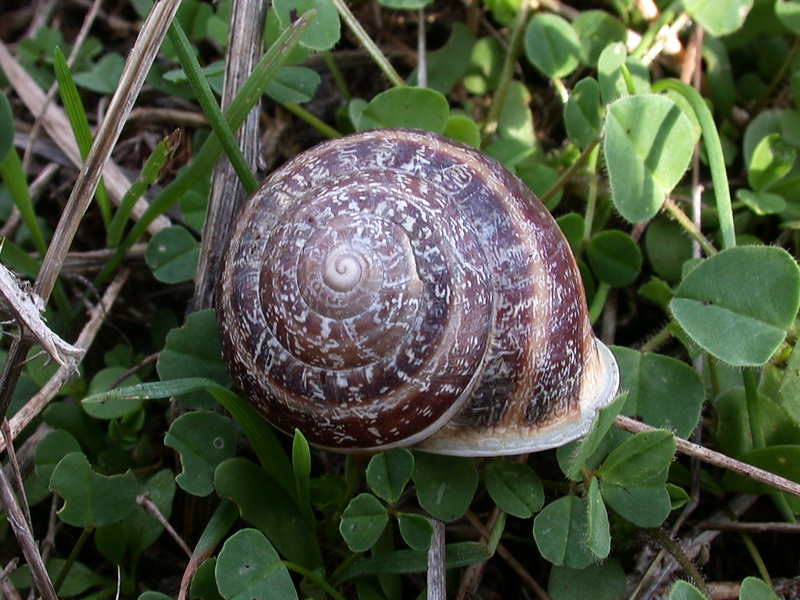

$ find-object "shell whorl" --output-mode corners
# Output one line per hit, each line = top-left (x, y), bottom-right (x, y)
(216, 129), (618, 455)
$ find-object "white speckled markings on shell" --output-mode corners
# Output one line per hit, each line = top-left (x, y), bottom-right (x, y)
(216, 129), (619, 455)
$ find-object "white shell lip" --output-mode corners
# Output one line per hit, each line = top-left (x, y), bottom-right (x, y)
(414, 340), (620, 456)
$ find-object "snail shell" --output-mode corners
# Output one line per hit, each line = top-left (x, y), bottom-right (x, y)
(216, 129), (618, 456)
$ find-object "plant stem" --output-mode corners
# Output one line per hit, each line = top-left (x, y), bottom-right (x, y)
(663, 197), (717, 256)
(639, 324), (673, 353)
(652, 79), (736, 250)
(281, 102), (342, 138)
(743, 367), (765, 449)
(588, 282), (610, 325)
(739, 532), (773, 588)
(284, 562), (348, 600)
(648, 528), (711, 597)
(482, 0), (531, 142)
(583, 143), (600, 243)
(330, 0), (405, 88)
(54, 526), (94, 593)
(322, 51), (350, 100)
(540, 135), (601, 207)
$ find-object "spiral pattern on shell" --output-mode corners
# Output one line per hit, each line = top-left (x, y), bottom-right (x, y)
(216, 129), (618, 455)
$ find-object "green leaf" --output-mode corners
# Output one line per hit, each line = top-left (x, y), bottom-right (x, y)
(265, 66), (321, 103)
(702, 36), (735, 119)
(357, 87), (450, 132)
(670, 246), (800, 367)
(397, 513), (433, 551)
(604, 94), (695, 222)
(595, 431), (674, 527)
(747, 133), (796, 191)
(50, 452), (138, 528)
(600, 480), (672, 527)
(737, 189), (787, 216)
(292, 429), (312, 523)
(443, 115), (481, 148)
(10, 558), (112, 597)
(273, 0), (340, 51)
(366, 448), (414, 504)
(190, 558), (223, 600)
(412, 453), (478, 521)
(210, 388), (297, 503)
(34, 429), (81, 486)
(72, 53), (125, 94)
(407, 23), (474, 95)
(214, 458), (322, 569)
(564, 78), (602, 148)
(586, 230), (642, 287)
(572, 11), (627, 67)
(644, 217), (695, 282)
(157, 309), (231, 409)
(145, 226), (200, 283)
(463, 36), (503, 94)
(722, 445), (800, 502)
(340, 493), (389, 552)
(597, 43), (650, 105)
(82, 367), (142, 419)
(611, 347), (704, 438)
(165, 411), (238, 496)
(669, 579), (708, 600)
(778, 345), (800, 428)
(517, 162), (562, 210)
(336, 542), (489, 582)
(0, 91), (14, 162)
(776, 0), (800, 35)
(683, 0), (753, 37)
(496, 80), (536, 146)
(557, 213), (586, 256)
(532, 496), (594, 569)
(547, 560), (627, 600)
(585, 478), (610, 559)
(124, 469), (177, 556)
(523, 13), (581, 79)
(739, 576), (780, 600)
(216, 529), (298, 600)
(483, 459), (544, 519)
(598, 430), (675, 486)
(559, 393), (627, 481)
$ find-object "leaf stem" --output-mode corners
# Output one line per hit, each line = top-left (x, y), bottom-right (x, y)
(321, 51), (351, 100)
(743, 367), (765, 449)
(583, 143), (600, 242)
(647, 527), (711, 597)
(330, 0), (405, 88)
(54, 526), (94, 593)
(651, 79), (735, 250)
(281, 102), (342, 138)
(540, 135), (600, 208)
(588, 282), (610, 325)
(284, 562), (348, 600)
(740, 532), (773, 588)
(639, 324), (674, 353)
(662, 197), (717, 256)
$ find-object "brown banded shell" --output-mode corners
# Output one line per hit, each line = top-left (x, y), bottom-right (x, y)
(215, 129), (619, 456)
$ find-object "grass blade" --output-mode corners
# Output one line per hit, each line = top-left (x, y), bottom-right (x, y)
(53, 47), (111, 228)
(95, 9), (317, 286)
